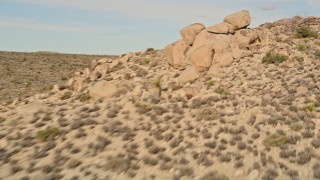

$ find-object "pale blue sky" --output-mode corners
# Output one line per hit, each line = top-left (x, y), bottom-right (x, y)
(0, 0), (319, 55)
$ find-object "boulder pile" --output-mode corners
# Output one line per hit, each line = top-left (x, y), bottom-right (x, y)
(164, 10), (263, 82)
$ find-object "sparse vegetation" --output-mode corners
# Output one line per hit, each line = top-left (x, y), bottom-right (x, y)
(263, 133), (289, 147)
(60, 91), (72, 100)
(76, 92), (90, 102)
(315, 50), (320, 57)
(146, 48), (155, 52)
(0, 51), (114, 103)
(196, 107), (219, 121)
(262, 51), (288, 64)
(297, 43), (308, 51)
(214, 87), (231, 96)
(306, 103), (316, 112)
(36, 127), (60, 142)
(296, 26), (318, 38)
(154, 78), (162, 96)
(290, 122), (303, 131)
(200, 171), (229, 180)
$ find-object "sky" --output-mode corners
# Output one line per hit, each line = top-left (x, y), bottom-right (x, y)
(0, 0), (319, 55)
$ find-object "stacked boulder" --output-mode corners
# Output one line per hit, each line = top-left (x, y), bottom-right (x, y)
(164, 10), (261, 83)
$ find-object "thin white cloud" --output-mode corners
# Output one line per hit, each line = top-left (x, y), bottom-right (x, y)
(0, 15), (103, 33)
(260, 4), (277, 11)
(7, 0), (232, 24)
(0, 15), (132, 33)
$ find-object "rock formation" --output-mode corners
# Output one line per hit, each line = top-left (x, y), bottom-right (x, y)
(164, 10), (261, 82)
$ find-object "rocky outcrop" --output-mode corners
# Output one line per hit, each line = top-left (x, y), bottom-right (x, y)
(223, 10), (251, 30)
(164, 10), (260, 83)
(180, 23), (205, 45)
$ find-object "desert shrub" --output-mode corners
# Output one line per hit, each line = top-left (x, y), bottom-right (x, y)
(196, 107), (219, 121)
(306, 103), (316, 112)
(37, 127), (60, 142)
(262, 169), (278, 180)
(289, 122), (303, 131)
(296, 26), (318, 38)
(313, 163), (320, 178)
(146, 48), (155, 52)
(262, 51), (288, 64)
(297, 44), (308, 51)
(315, 50), (320, 57)
(60, 91), (72, 100)
(214, 87), (231, 96)
(206, 80), (215, 88)
(76, 92), (90, 102)
(311, 138), (320, 148)
(263, 133), (288, 147)
(200, 171), (229, 180)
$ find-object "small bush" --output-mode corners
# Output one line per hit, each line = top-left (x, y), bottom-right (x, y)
(306, 103), (316, 112)
(315, 50), (320, 57)
(146, 48), (155, 52)
(196, 107), (219, 121)
(37, 127), (60, 142)
(297, 44), (308, 51)
(60, 91), (72, 100)
(200, 171), (229, 180)
(262, 51), (288, 64)
(206, 80), (215, 88)
(214, 87), (231, 96)
(289, 123), (303, 132)
(263, 134), (288, 147)
(77, 93), (90, 102)
(296, 26), (318, 38)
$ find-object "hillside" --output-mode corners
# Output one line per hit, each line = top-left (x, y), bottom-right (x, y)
(0, 51), (116, 104)
(0, 10), (320, 180)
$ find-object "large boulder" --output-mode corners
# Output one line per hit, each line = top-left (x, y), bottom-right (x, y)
(190, 29), (217, 50)
(224, 10), (251, 30)
(178, 66), (200, 84)
(164, 40), (190, 69)
(207, 22), (235, 34)
(180, 23), (205, 46)
(234, 29), (258, 49)
(212, 34), (232, 53)
(187, 44), (214, 72)
(213, 52), (234, 67)
(89, 81), (119, 100)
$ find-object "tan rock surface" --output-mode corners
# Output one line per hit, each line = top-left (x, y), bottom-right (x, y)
(164, 40), (189, 69)
(180, 23), (205, 45)
(207, 22), (235, 34)
(187, 44), (214, 72)
(178, 66), (200, 83)
(224, 10), (251, 30)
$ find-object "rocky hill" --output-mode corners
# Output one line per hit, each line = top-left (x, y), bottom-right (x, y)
(0, 10), (320, 180)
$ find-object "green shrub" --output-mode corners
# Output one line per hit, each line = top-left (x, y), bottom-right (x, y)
(262, 51), (288, 64)
(306, 103), (316, 112)
(207, 80), (215, 88)
(196, 107), (219, 121)
(60, 91), (72, 100)
(214, 87), (231, 96)
(296, 26), (318, 38)
(263, 134), (289, 147)
(154, 78), (162, 96)
(200, 171), (229, 180)
(77, 92), (90, 102)
(315, 50), (320, 57)
(290, 123), (303, 131)
(37, 127), (60, 142)
(297, 44), (308, 51)
(146, 48), (155, 52)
